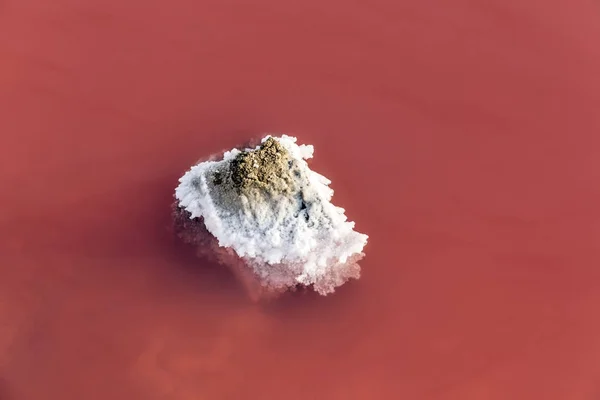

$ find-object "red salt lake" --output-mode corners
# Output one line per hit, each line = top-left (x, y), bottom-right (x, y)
(1, 0), (600, 399)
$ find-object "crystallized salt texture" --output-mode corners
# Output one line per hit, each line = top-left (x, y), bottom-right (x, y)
(174, 135), (368, 295)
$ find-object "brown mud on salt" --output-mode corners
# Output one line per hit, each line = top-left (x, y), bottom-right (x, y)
(229, 137), (296, 196)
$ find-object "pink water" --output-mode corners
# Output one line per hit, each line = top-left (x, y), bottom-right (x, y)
(1, 0), (600, 398)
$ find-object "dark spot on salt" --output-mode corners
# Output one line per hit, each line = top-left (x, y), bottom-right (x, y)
(213, 171), (223, 185)
(298, 192), (310, 221)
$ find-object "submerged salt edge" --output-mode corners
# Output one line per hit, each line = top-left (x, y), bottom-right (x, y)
(174, 134), (368, 293)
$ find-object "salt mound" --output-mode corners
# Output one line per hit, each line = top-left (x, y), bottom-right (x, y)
(173, 135), (368, 299)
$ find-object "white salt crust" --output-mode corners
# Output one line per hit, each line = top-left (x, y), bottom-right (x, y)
(175, 135), (368, 294)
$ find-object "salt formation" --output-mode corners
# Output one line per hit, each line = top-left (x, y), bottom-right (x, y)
(173, 135), (368, 300)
